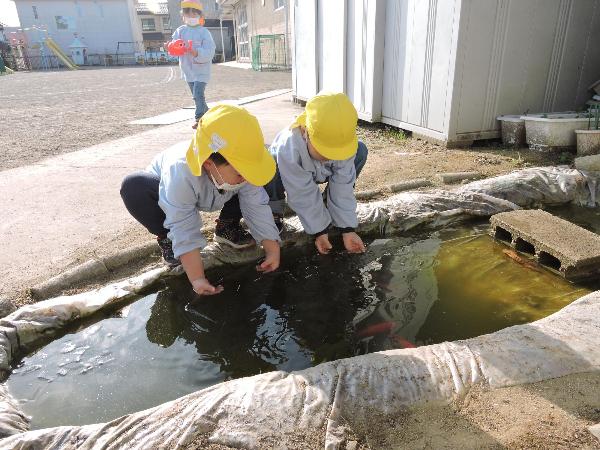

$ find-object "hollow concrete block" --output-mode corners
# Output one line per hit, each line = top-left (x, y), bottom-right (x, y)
(490, 209), (600, 280)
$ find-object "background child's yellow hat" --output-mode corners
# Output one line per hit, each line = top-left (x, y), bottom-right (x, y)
(293, 92), (358, 160)
(181, 0), (202, 10)
(186, 104), (275, 186)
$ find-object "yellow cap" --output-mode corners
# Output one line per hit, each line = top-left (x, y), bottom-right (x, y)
(186, 104), (275, 186)
(293, 92), (358, 160)
(181, 0), (202, 10)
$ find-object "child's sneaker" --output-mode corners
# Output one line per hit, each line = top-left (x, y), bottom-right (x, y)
(157, 236), (180, 267)
(192, 122), (198, 130)
(273, 214), (284, 234)
(214, 219), (255, 249)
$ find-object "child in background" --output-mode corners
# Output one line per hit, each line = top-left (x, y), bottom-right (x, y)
(265, 92), (369, 255)
(121, 105), (281, 296)
(169, 0), (215, 129)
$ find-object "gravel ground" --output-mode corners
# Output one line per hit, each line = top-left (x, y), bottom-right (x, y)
(0, 64), (291, 170)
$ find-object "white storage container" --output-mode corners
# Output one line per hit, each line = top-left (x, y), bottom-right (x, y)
(522, 113), (590, 149)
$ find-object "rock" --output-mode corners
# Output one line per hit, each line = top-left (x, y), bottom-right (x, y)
(575, 154), (600, 172)
(0, 298), (16, 318)
(346, 440), (359, 450)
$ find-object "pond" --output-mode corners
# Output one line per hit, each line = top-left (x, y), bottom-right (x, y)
(7, 207), (600, 429)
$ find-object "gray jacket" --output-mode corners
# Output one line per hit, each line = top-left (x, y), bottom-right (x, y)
(172, 25), (215, 83)
(148, 145), (280, 258)
(271, 127), (358, 234)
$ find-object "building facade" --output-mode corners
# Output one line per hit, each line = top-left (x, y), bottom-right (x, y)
(13, 0), (143, 56)
(218, 0), (290, 69)
(136, 2), (171, 52)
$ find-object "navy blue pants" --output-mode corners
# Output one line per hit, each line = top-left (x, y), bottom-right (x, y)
(120, 172), (241, 238)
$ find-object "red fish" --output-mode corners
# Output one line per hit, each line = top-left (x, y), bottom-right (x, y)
(390, 334), (417, 349)
(356, 321), (395, 338)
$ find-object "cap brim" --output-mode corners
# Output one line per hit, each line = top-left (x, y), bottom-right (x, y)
(310, 134), (358, 161)
(225, 146), (276, 186)
(186, 138), (209, 176)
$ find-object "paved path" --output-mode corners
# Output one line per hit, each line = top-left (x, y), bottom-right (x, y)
(0, 93), (302, 298)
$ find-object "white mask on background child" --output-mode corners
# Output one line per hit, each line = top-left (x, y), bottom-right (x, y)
(184, 17), (200, 26)
(210, 165), (246, 192)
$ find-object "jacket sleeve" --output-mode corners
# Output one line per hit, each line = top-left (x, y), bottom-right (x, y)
(326, 159), (358, 229)
(238, 185), (281, 243)
(192, 29), (216, 64)
(278, 148), (331, 235)
(171, 28), (180, 40)
(159, 162), (206, 258)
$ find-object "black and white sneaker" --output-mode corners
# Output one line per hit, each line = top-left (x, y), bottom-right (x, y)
(273, 214), (284, 234)
(214, 219), (255, 249)
(156, 236), (180, 267)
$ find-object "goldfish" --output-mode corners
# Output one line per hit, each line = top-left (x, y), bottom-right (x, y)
(502, 249), (541, 272)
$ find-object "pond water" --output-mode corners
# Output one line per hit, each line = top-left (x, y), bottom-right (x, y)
(7, 207), (600, 429)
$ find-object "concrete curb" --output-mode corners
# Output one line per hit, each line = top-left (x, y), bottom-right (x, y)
(437, 171), (482, 183)
(355, 178), (435, 201)
(30, 241), (159, 301)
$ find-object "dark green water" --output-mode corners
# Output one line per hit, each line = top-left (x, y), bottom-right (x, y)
(7, 206), (600, 429)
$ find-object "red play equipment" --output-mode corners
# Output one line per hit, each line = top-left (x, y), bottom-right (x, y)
(166, 39), (193, 56)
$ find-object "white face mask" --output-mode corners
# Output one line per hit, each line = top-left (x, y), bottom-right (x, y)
(210, 165), (246, 192)
(184, 16), (200, 26)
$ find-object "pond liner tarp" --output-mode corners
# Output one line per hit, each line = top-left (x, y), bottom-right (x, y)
(0, 166), (598, 449)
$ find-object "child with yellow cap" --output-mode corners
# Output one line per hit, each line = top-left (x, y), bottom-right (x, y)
(167, 0), (215, 129)
(265, 92), (369, 255)
(120, 105), (281, 296)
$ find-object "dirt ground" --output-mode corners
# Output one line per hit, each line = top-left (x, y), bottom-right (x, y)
(0, 64), (291, 170)
(354, 123), (575, 194)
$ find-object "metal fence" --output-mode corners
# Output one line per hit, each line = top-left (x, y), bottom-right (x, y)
(0, 48), (178, 71)
(250, 34), (289, 71)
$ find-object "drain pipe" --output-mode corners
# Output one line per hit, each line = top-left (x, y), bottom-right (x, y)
(219, 16), (226, 62)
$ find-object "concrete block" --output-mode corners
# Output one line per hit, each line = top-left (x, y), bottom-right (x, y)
(490, 209), (600, 280)
(389, 178), (432, 193)
(575, 154), (600, 172)
(437, 172), (482, 184)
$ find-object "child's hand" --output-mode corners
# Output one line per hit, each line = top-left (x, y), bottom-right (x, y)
(191, 277), (224, 296)
(315, 234), (333, 254)
(342, 232), (366, 254)
(257, 240), (280, 273)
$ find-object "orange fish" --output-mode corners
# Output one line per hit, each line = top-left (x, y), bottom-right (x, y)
(356, 321), (395, 338)
(502, 249), (541, 272)
(390, 334), (417, 349)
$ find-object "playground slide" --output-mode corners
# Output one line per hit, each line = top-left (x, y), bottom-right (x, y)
(45, 38), (78, 70)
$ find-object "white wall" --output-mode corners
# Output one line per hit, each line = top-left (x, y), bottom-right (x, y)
(15, 0), (141, 54)
(294, 0), (600, 145)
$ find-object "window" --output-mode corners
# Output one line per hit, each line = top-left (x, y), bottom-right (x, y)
(55, 16), (75, 30)
(161, 16), (171, 31)
(141, 18), (156, 31)
(274, 0), (285, 10)
(32, 5), (38, 19)
(236, 6), (249, 59)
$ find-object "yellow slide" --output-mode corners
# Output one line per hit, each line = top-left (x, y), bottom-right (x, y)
(45, 37), (78, 70)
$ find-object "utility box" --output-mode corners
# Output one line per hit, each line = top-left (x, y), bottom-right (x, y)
(292, 0), (600, 147)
